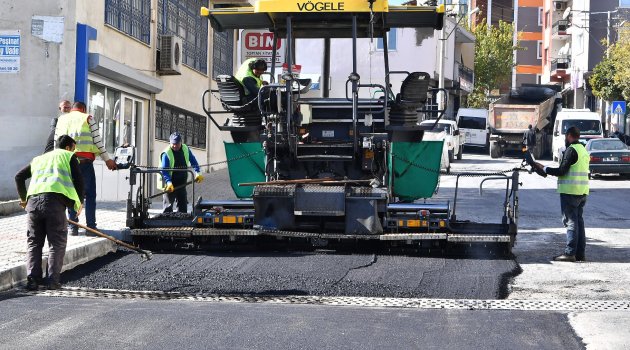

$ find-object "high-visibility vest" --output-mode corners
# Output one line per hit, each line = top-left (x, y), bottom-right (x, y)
(156, 144), (192, 189)
(55, 111), (100, 154)
(26, 149), (81, 211)
(557, 143), (590, 196)
(235, 58), (263, 95)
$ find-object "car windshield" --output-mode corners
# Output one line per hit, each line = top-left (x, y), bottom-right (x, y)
(589, 139), (628, 151)
(422, 122), (451, 133)
(561, 119), (601, 135)
(458, 116), (486, 130)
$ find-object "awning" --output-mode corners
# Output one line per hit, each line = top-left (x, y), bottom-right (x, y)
(202, 1), (444, 38)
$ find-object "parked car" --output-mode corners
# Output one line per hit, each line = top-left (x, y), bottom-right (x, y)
(585, 138), (630, 178)
(420, 119), (463, 162)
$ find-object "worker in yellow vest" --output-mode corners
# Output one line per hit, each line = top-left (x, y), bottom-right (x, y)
(15, 135), (85, 290)
(534, 126), (590, 262)
(160, 132), (204, 213)
(55, 101), (117, 235)
(235, 58), (268, 99)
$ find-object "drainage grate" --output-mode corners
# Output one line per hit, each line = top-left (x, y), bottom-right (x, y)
(22, 287), (630, 312)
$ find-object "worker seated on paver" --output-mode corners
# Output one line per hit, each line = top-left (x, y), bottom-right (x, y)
(235, 58), (268, 101)
(159, 132), (203, 214)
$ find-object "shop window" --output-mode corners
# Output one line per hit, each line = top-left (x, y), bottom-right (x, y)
(158, 0), (209, 74)
(105, 0), (151, 44)
(88, 82), (122, 155)
(155, 102), (207, 149)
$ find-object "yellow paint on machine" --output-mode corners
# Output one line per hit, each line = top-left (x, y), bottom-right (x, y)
(255, 0), (389, 13)
(222, 216), (237, 224)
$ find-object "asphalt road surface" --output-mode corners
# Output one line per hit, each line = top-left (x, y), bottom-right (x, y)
(60, 251), (520, 299)
(0, 294), (584, 350)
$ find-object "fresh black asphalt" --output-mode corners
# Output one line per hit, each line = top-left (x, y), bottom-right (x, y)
(61, 251), (520, 299)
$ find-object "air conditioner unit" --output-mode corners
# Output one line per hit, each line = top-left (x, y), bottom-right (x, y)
(158, 35), (182, 75)
(554, 1), (567, 11)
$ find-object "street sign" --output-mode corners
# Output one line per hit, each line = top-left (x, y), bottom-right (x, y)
(612, 101), (626, 115)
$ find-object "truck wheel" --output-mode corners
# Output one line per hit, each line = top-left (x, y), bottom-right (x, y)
(448, 150), (454, 163)
(457, 146), (463, 160)
(490, 142), (501, 159)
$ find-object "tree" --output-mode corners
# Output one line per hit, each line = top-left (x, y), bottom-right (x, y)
(468, 21), (518, 109)
(591, 25), (630, 101)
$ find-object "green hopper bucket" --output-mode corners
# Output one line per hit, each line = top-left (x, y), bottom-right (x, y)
(389, 140), (444, 200)
(224, 142), (265, 198)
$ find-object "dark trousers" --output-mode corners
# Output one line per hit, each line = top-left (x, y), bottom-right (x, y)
(68, 161), (97, 229)
(560, 194), (587, 257)
(26, 194), (68, 284)
(163, 186), (188, 213)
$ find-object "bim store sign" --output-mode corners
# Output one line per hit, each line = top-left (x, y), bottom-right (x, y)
(240, 30), (285, 66)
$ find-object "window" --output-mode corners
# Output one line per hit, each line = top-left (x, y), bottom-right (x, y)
(537, 40), (543, 59)
(546, 11), (550, 29)
(538, 7), (544, 26)
(536, 74), (542, 84)
(88, 82), (122, 154)
(105, 0), (151, 44)
(377, 28), (397, 51)
(544, 48), (548, 65)
(158, 0), (209, 74)
(155, 102), (207, 149)
(212, 30), (234, 78)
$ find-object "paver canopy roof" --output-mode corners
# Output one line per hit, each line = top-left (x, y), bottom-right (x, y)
(202, 0), (444, 38)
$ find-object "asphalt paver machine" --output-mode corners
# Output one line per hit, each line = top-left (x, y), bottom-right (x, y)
(127, 0), (522, 254)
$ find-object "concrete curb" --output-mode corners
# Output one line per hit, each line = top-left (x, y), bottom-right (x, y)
(0, 238), (117, 291)
(0, 200), (21, 216)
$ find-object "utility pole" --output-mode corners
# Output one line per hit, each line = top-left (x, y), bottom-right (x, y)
(488, 0), (492, 28)
(512, 0), (518, 89)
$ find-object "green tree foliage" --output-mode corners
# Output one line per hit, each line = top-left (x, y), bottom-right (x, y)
(590, 27), (630, 101)
(468, 21), (517, 108)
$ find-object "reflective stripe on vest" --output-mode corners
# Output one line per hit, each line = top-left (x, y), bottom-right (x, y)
(156, 144), (192, 189)
(26, 149), (81, 211)
(55, 111), (100, 154)
(557, 143), (590, 195)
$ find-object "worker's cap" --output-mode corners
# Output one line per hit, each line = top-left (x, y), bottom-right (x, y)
(169, 132), (182, 144)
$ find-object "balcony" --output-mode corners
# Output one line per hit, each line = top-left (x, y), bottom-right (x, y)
(552, 20), (569, 38)
(456, 63), (474, 92)
(550, 58), (570, 82)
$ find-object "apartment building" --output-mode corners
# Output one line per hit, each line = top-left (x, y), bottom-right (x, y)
(0, 0), (245, 200)
(541, 0), (618, 112)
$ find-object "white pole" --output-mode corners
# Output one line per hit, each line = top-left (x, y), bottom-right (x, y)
(512, 0), (518, 89)
(438, 20), (447, 112)
(488, 0), (492, 28)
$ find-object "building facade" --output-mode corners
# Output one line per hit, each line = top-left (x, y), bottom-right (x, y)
(541, 0), (618, 121)
(0, 0), (245, 200)
(514, 0), (544, 86)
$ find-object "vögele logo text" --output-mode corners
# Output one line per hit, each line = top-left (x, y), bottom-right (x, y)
(297, 1), (345, 11)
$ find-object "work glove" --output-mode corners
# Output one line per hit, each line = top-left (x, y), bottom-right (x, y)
(165, 182), (175, 193)
(19, 200), (27, 209)
(77, 203), (84, 217)
(195, 173), (204, 183)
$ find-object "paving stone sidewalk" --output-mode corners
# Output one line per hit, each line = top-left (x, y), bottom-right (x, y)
(0, 169), (235, 291)
(0, 201), (128, 291)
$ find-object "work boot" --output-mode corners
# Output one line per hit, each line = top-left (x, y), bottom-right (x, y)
(85, 226), (98, 237)
(69, 225), (78, 236)
(24, 277), (40, 291)
(576, 255), (586, 262)
(553, 254), (576, 262)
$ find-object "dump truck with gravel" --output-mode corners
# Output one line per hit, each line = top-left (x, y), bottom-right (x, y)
(488, 85), (562, 159)
(124, 0), (522, 255)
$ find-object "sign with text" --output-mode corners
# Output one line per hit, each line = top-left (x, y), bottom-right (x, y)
(240, 30), (285, 66)
(0, 30), (20, 74)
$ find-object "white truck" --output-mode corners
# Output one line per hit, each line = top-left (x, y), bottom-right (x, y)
(552, 109), (604, 162)
(456, 108), (489, 150)
(420, 119), (464, 162)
